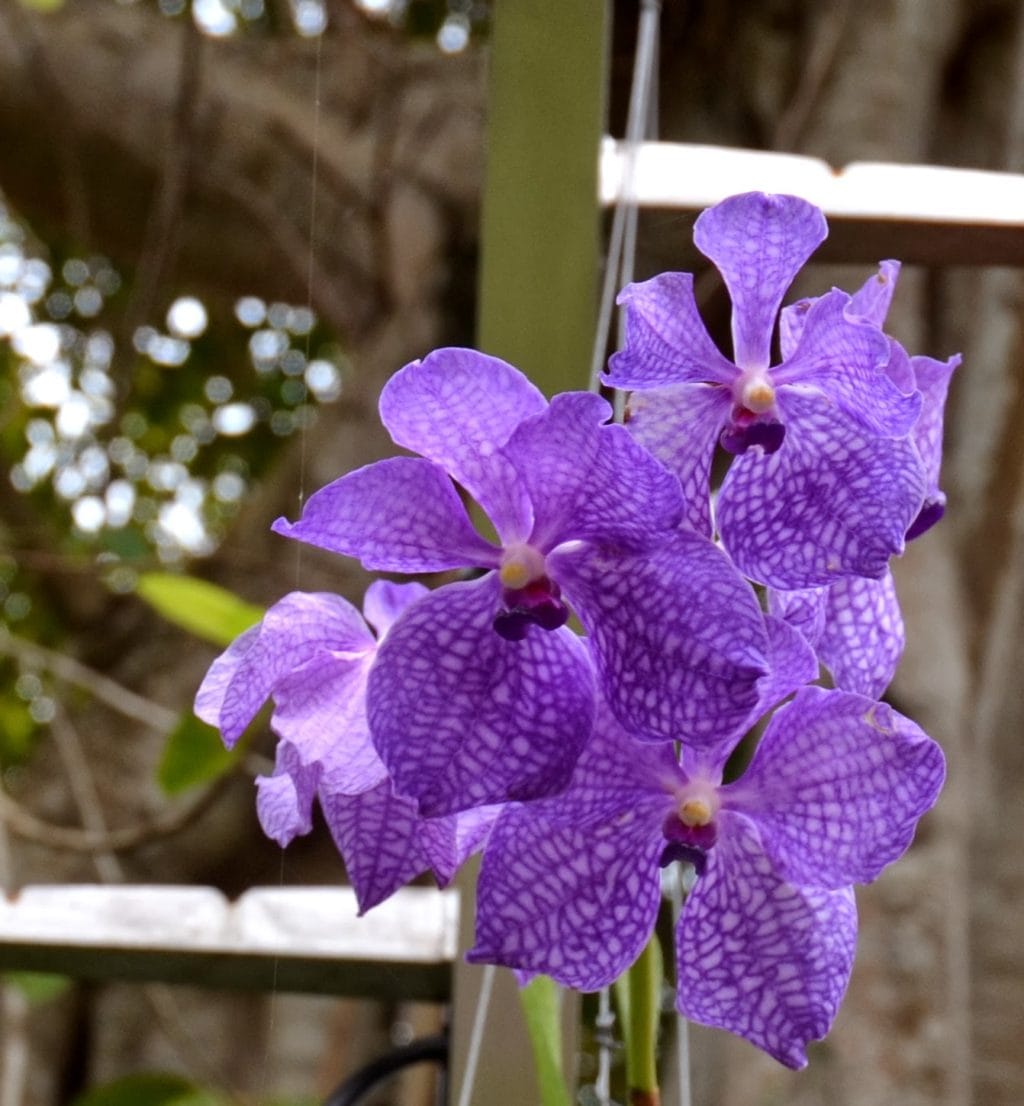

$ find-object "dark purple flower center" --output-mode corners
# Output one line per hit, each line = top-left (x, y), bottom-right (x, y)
(721, 407), (786, 455)
(493, 575), (570, 642)
(659, 802), (718, 876)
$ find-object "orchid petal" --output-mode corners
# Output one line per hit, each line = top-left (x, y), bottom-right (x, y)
(467, 797), (667, 991)
(677, 812), (857, 1069)
(726, 687), (945, 888)
(847, 260), (901, 327)
(379, 348), (545, 542)
(367, 574), (595, 816)
(197, 592), (374, 745)
(622, 383), (730, 537)
(272, 457), (500, 574)
(321, 781), (438, 915)
(554, 532), (767, 751)
(718, 394), (925, 589)
(774, 291), (920, 438)
(606, 272), (737, 389)
(766, 585), (827, 648)
(816, 570), (904, 697)
(693, 193), (827, 371)
(503, 391), (684, 550)
(255, 742), (320, 847)
(362, 580), (429, 639)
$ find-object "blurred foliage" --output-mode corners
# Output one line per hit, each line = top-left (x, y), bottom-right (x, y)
(135, 573), (263, 646)
(157, 711), (245, 795)
(2, 970), (72, 1004)
(70, 1073), (228, 1106)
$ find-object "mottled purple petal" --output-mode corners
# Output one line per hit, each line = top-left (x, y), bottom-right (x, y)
(677, 812), (857, 1069)
(378, 348), (546, 542)
(367, 574), (595, 816)
(774, 291), (920, 438)
(553, 532), (767, 750)
(194, 624), (260, 729)
(847, 260), (901, 327)
(255, 742), (320, 846)
(204, 592), (374, 745)
(321, 781), (437, 915)
(421, 805), (501, 887)
(467, 798), (667, 990)
(693, 193), (827, 370)
(272, 457), (500, 574)
(911, 353), (960, 495)
(766, 586), (827, 649)
(718, 394), (926, 589)
(726, 687), (945, 888)
(272, 653), (386, 794)
(816, 570), (904, 697)
(362, 580), (429, 639)
(606, 272), (737, 389)
(622, 383), (730, 536)
(503, 392), (684, 550)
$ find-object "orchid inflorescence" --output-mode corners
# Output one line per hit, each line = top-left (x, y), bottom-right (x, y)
(196, 192), (954, 1069)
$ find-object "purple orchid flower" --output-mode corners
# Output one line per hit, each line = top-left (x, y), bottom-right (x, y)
(769, 262), (961, 696)
(272, 347), (771, 815)
(604, 192), (927, 590)
(194, 581), (495, 913)
(468, 679), (945, 1068)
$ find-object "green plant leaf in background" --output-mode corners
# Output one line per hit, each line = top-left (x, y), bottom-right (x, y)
(70, 1072), (228, 1106)
(157, 711), (243, 796)
(519, 975), (573, 1106)
(3, 971), (71, 1005)
(16, 0), (64, 11)
(136, 573), (263, 647)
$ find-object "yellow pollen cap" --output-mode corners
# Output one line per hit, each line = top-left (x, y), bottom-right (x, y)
(679, 798), (713, 828)
(499, 560), (534, 590)
(741, 379), (776, 414)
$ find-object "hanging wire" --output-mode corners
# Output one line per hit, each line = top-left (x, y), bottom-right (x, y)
(455, 963), (496, 1106)
(588, 0), (663, 396)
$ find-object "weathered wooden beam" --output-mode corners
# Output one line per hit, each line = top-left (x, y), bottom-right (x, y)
(600, 139), (1024, 265)
(0, 885), (458, 1000)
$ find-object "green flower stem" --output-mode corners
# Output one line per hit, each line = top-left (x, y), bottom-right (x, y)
(617, 934), (663, 1106)
(518, 976), (573, 1106)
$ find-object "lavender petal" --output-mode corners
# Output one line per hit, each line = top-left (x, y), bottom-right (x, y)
(553, 533), (767, 750)
(676, 812), (857, 1069)
(718, 393), (926, 589)
(378, 348), (545, 542)
(367, 574), (595, 816)
(272, 457), (501, 574)
(725, 686), (945, 888)
(198, 592), (375, 746)
(606, 272), (738, 389)
(816, 570), (905, 698)
(321, 780), (438, 915)
(693, 193), (827, 370)
(503, 391), (684, 551)
(623, 383), (730, 536)
(255, 741), (321, 846)
(774, 291), (921, 438)
(361, 580), (430, 639)
(467, 798), (667, 990)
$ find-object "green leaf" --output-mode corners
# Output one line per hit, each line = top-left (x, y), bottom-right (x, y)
(157, 712), (241, 796)
(136, 573), (263, 646)
(70, 1072), (227, 1106)
(518, 975), (573, 1106)
(3, 971), (71, 1005)
(16, 0), (65, 11)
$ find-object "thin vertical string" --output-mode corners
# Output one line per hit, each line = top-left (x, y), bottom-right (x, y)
(456, 964), (496, 1106)
(588, 0), (663, 396)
